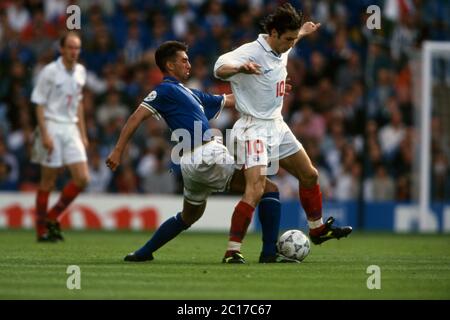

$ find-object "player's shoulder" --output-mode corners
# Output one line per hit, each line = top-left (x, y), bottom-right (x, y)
(157, 80), (184, 97)
(39, 60), (59, 77)
(75, 62), (86, 75)
(143, 82), (173, 104)
(154, 81), (173, 95)
(233, 39), (260, 54)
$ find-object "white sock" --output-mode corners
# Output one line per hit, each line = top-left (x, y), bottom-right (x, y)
(227, 241), (241, 252)
(308, 218), (324, 230)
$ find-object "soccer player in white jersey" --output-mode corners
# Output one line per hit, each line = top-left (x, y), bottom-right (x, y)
(31, 32), (89, 242)
(214, 3), (352, 260)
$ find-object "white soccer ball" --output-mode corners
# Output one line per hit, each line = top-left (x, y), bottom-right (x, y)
(277, 229), (311, 262)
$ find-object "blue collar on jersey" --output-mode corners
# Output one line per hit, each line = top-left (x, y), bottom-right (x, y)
(256, 34), (282, 58)
(163, 76), (180, 83)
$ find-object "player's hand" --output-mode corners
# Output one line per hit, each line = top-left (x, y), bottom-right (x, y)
(238, 61), (262, 75)
(285, 77), (293, 95)
(81, 136), (89, 148)
(105, 149), (121, 172)
(42, 134), (54, 155)
(299, 22), (321, 37)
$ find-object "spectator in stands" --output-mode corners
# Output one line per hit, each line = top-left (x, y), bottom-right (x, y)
(271, 168), (299, 200)
(86, 148), (112, 193)
(140, 148), (176, 194)
(365, 163), (396, 201)
(0, 140), (19, 186)
(378, 107), (406, 159)
(0, 159), (17, 191)
(96, 90), (129, 127)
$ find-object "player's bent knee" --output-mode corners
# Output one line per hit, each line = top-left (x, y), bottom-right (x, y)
(300, 168), (319, 187)
(245, 182), (265, 203)
(181, 211), (202, 227)
(40, 182), (55, 192)
(74, 176), (90, 189)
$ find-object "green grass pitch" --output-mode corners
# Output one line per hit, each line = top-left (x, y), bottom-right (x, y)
(0, 230), (449, 299)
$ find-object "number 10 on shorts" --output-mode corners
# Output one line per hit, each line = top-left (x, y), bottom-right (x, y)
(246, 140), (264, 156)
(245, 139), (268, 172)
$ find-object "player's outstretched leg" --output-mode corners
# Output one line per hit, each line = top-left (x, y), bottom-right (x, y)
(124, 199), (204, 262)
(300, 184), (352, 244)
(124, 212), (189, 262)
(280, 150), (352, 245)
(309, 216), (352, 245)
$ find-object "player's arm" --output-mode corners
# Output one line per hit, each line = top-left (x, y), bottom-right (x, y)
(215, 62), (262, 79)
(106, 105), (153, 171)
(35, 104), (53, 154)
(297, 21), (321, 43)
(224, 94), (235, 108)
(32, 67), (53, 154)
(76, 102), (88, 148)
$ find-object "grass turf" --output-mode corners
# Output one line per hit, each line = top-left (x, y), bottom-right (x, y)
(0, 230), (449, 299)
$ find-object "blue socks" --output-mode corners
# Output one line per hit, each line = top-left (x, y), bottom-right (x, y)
(258, 192), (281, 257)
(134, 212), (189, 258)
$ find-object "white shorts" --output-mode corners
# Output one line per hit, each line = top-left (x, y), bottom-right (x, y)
(31, 120), (87, 167)
(180, 139), (235, 205)
(231, 115), (302, 173)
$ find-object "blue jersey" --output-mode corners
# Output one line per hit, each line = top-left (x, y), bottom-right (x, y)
(140, 76), (224, 148)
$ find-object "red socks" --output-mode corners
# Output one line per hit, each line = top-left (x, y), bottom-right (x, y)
(299, 184), (325, 235)
(36, 190), (50, 237)
(226, 201), (255, 256)
(47, 182), (82, 221)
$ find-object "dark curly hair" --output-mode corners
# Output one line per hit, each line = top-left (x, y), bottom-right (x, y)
(262, 3), (303, 36)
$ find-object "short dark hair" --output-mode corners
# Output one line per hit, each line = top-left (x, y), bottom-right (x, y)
(60, 31), (81, 48)
(155, 41), (188, 72)
(262, 3), (303, 36)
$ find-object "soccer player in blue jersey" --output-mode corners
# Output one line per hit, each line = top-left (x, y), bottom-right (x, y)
(106, 41), (292, 263)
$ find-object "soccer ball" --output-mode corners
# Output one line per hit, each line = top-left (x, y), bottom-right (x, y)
(277, 230), (311, 262)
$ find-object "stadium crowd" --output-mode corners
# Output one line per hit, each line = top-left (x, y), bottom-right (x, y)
(0, 0), (449, 201)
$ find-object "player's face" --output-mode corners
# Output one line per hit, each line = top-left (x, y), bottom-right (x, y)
(273, 29), (300, 53)
(171, 51), (191, 81)
(61, 36), (81, 65)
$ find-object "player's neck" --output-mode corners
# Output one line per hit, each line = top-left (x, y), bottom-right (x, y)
(61, 58), (75, 71)
(265, 36), (281, 56)
(164, 72), (183, 83)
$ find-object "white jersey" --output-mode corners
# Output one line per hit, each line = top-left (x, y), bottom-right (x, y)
(31, 57), (86, 123)
(214, 34), (289, 120)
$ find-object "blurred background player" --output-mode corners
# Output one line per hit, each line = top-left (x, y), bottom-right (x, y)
(214, 3), (352, 260)
(31, 32), (89, 242)
(106, 41), (293, 263)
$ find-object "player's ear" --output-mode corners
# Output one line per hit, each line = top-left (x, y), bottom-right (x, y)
(270, 29), (278, 38)
(166, 60), (175, 72)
